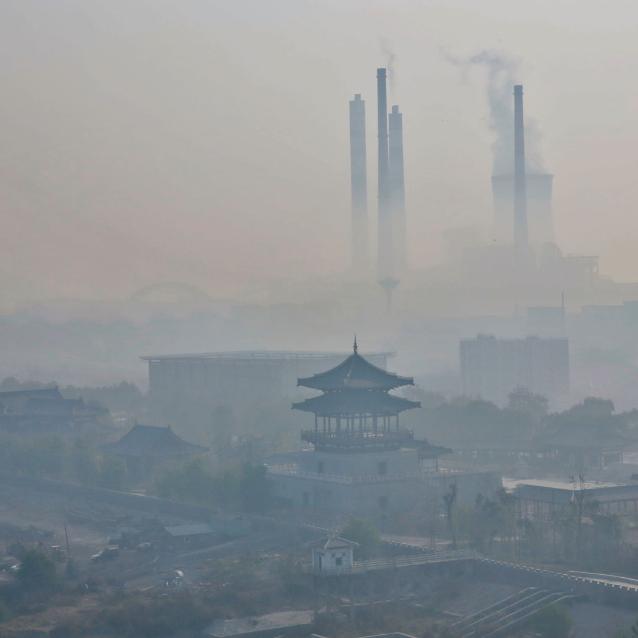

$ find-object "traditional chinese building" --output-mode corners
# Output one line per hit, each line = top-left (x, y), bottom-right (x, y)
(103, 424), (208, 481)
(0, 387), (108, 435)
(266, 341), (497, 516)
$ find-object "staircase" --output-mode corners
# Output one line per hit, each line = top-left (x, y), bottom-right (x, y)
(451, 587), (577, 637)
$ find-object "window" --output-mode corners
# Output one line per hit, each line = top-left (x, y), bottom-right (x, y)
(378, 461), (387, 476)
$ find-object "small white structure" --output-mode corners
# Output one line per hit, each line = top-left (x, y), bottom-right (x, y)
(311, 536), (356, 575)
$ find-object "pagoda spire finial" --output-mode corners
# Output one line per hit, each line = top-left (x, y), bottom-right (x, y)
(353, 335), (358, 354)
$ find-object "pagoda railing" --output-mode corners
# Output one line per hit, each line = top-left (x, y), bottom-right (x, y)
(266, 464), (441, 484)
(301, 428), (416, 450)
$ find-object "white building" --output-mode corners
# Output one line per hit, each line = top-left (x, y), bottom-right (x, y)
(311, 536), (356, 575)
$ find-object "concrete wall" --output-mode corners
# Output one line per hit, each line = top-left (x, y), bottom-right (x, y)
(296, 448), (420, 478)
(270, 467), (502, 516)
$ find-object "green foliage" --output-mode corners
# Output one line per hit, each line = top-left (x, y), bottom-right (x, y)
(154, 460), (272, 512)
(16, 549), (57, 592)
(52, 591), (213, 638)
(507, 387), (549, 423)
(98, 455), (128, 490)
(529, 604), (572, 638)
(0, 432), (128, 488)
(240, 463), (271, 512)
(0, 598), (10, 623)
(340, 518), (380, 559)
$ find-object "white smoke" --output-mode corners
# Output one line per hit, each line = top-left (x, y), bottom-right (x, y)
(446, 49), (544, 174)
(379, 37), (397, 93)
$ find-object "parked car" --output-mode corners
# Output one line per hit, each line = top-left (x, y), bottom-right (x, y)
(90, 546), (119, 562)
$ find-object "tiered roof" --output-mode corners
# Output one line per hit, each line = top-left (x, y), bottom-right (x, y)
(293, 390), (418, 417)
(297, 341), (413, 392)
(103, 424), (208, 458)
(294, 339), (419, 418)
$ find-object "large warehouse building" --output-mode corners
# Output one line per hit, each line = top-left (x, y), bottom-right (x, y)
(142, 350), (390, 431)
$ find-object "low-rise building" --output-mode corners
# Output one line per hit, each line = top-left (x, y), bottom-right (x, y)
(311, 536), (356, 575)
(102, 423), (207, 480)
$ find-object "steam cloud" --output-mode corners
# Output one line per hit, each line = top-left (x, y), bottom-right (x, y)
(447, 49), (544, 175)
(379, 37), (397, 93)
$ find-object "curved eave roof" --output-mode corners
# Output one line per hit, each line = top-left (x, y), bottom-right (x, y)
(292, 391), (420, 417)
(297, 352), (413, 391)
(102, 424), (208, 458)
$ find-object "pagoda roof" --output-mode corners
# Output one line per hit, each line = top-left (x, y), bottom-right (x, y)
(297, 343), (413, 391)
(293, 390), (420, 417)
(103, 424), (208, 458)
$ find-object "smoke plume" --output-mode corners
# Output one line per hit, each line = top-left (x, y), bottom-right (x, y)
(446, 49), (544, 174)
(379, 37), (396, 93)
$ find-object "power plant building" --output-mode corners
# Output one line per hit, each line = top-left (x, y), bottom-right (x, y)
(492, 173), (554, 245)
(460, 335), (570, 407)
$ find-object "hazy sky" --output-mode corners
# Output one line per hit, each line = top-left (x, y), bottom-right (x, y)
(2, 0), (638, 304)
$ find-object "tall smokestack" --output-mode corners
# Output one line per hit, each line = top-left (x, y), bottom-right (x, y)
(389, 104), (406, 273)
(513, 84), (529, 251)
(376, 68), (394, 282)
(349, 94), (368, 274)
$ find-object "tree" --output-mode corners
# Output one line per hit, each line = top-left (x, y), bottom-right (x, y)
(443, 483), (458, 549)
(239, 463), (271, 512)
(340, 518), (380, 559)
(17, 549), (57, 592)
(529, 604), (572, 638)
(507, 387), (548, 424)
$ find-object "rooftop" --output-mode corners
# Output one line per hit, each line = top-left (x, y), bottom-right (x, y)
(504, 478), (621, 492)
(164, 523), (215, 537)
(312, 535), (358, 551)
(103, 424), (208, 458)
(297, 344), (411, 392)
(141, 350), (390, 362)
(206, 610), (314, 638)
(293, 391), (419, 417)
(0, 387), (63, 400)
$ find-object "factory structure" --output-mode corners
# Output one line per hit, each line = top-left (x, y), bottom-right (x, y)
(346, 64), (618, 289)
(348, 68), (406, 305)
(460, 334), (570, 408)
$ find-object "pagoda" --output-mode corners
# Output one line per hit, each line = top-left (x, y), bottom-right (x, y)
(266, 341), (493, 515)
(293, 339), (439, 459)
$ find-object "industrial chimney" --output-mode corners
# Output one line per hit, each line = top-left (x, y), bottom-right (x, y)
(376, 68), (394, 282)
(513, 85), (529, 251)
(349, 94), (368, 274)
(389, 104), (406, 273)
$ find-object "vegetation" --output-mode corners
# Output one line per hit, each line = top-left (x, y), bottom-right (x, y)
(528, 604), (573, 638)
(0, 432), (127, 489)
(340, 518), (380, 559)
(16, 549), (58, 592)
(154, 459), (272, 512)
(51, 591), (214, 638)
